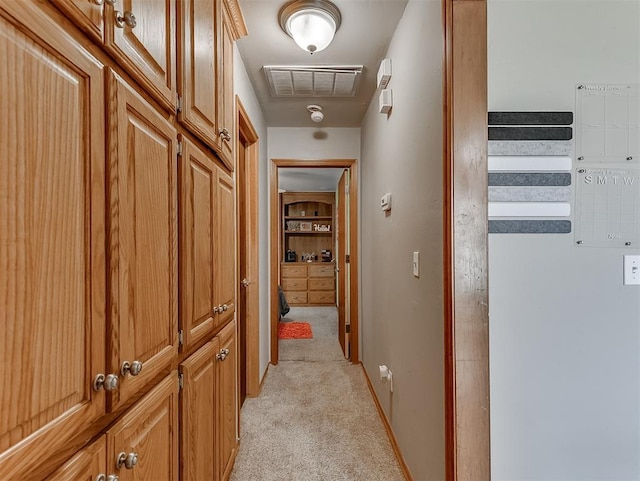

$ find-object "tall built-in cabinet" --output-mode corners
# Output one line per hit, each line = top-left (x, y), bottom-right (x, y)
(0, 0), (246, 479)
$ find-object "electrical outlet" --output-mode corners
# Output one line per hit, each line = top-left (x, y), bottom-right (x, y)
(623, 255), (640, 285)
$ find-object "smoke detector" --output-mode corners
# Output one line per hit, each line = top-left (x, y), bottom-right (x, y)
(307, 104), (324, 122)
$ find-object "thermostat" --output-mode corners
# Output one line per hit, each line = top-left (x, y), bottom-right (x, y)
(381, 193), (392, 212)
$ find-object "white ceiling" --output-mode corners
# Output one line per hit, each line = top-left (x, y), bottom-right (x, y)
(236, 0), (409, 128)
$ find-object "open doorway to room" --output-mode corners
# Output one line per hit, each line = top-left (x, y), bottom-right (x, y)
(269, 159), (359, 365)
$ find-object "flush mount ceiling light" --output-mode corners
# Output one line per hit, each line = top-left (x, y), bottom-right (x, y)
(279, 0), (342, 54)
(307, 104), (324, 122)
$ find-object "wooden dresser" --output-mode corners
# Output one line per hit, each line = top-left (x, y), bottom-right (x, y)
(281, 262), (336, 306)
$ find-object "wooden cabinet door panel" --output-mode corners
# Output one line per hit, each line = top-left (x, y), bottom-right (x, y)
(46, 437), (106, 481)
(180, 341), (218, 481)
(216, 2), (234, 169)
(108, 71), (178, 410)
(51, 0), (104, 42)
(216, 320), (237, 481)
(178, 0), (218, 148)
(107, 373), (179, 481)
(179, 138), (216, 348)
(215, 168), (235, 328)
(105, 0), (176, 111)
(0, 5), (106, 478)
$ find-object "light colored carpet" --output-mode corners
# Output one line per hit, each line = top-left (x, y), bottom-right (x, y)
(230, 307), (405, 481)
(279, 306), (345, 361)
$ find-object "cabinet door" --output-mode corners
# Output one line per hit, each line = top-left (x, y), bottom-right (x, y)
(214, 168), (235, 328)
(107, 71), (178, 410)
(177, 0), (218, 148)
(216, 1), (234, 169)
(179, 138), (216, 348)
(46, 437), (107, 481)
(179, 341), (218, 481)
(50, 0), (104, 42)
(216, 320), (237, 481)
(0, 5), (106, 479)
(105, 0), (176, 111)
(106, 373), (179, 481)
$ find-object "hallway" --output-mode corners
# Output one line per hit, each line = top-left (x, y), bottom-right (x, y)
(230, 307), (404, 480)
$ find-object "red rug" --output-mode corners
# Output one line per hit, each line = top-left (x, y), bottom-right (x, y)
(278, 322), (313, 339)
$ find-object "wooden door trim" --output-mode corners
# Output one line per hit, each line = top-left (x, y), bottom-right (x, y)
(443, 0), (490, 479)
(236, 97), (260, 398)
(269, 159), (359, 365)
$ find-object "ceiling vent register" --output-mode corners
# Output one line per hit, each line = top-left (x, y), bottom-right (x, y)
(263, 65), (363, 98)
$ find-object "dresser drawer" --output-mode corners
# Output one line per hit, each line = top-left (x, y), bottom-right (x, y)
(308, 291), (335, 304)
(282, 278), (307, 291)
(309, 278), (334, 291)
(285, 291), (308, 304)
(308, 264), (334, 278)
(281, 263), (308, 278)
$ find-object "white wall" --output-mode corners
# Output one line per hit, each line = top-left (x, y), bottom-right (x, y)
(488, 2), (640, 480)
(359, 1), (444, 479)
(234, 45), (270, 379)
(268, 128), (360, 160)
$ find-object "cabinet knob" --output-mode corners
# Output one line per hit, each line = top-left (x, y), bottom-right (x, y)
(241, 278), (250, 287)
(216, 349), (227, 361)
(93, 373), (119, 391)
(116, 452), (138, 470)
(95, 475), (106, 481)
(93, 0), (104, 5)
(219, 128), (231, 142)
(222, 304), (228, 312)
(120, 360), (143, 377)
(106, 476), (119, 481)
(114, 11), (137, 29)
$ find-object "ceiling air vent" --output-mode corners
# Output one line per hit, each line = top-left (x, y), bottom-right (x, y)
(263, 65), (363, 98)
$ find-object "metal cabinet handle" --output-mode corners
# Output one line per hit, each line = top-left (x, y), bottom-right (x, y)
(241, 278), (250, 287)
(219, 128), (231, 142)
(95, 475), (106, 481)
(106, 476), (119, 481)
(114, 11), (137, 29)
(93, 373), (119, 391)
(216, 349), (227, 361)
(222, 304), (228, 312)
(93, 0), (104, 5)
(116, 452), (138, 470)
(121, 360), (143, 377)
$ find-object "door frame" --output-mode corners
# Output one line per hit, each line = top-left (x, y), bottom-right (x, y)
(269, 159), (359, 365)
(236, 97), (260, 398)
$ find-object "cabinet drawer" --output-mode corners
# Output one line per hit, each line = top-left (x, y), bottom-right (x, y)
(281, 264), (307, 278)
(308, 291), (335, 304)
(282, 278), (308, 291)
(284, 291), (307, 304)
(308, 264), (334, 278)
(309, 278), (334, 291)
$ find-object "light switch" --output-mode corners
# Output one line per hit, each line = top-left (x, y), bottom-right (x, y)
(413, 252), (420, 277)
(624, 255), (640, 285)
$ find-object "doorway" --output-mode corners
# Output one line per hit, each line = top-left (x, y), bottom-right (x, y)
(236, 97), (260, 403)
(269, 159), (359, 365)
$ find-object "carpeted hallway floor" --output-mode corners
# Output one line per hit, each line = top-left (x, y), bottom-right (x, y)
(229, 306), (405, 481)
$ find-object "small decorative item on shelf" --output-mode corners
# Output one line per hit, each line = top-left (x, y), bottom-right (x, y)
(313, 223), (330, 232)
(287, 220), (300, 231)
(301, 252), (317, 262)
(286, 250), (297, 262)
(322, 250), (332, 262)
(300, 221), (312, 232)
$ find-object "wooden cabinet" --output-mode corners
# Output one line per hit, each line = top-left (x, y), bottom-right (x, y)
(216, 0), (235, 169)
(177, 0), (219, 148)
(180, 321), (237, 481)
(105, 0), (177, 112)
(106, 373), (179, 481)
(107, 70), (179, 410)
(49, 374), (179, 481)
(215, 168), (236, 328)
(179, 138), (235, 350)
(216, 320), (238, 481)
(281, 262), (336, 306)
(280, 192), (336, 306)
(50, 0), (105, 42)
(0, 5), (107, 479)
(46, 437), (107, 481)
